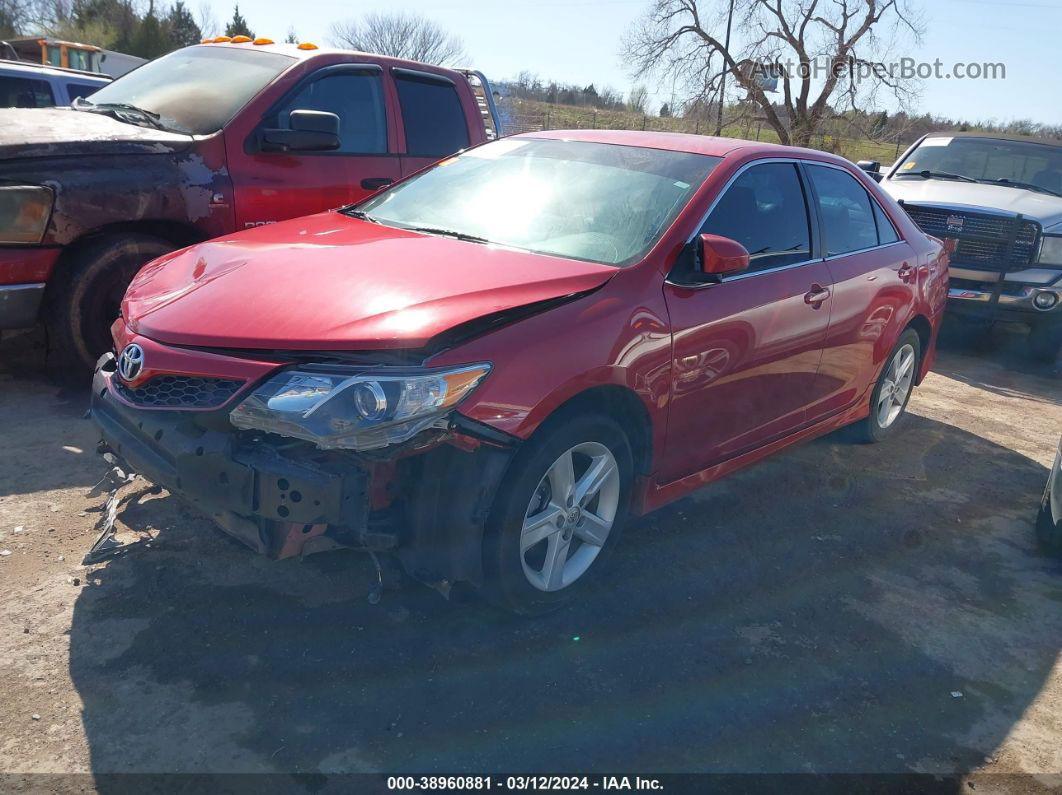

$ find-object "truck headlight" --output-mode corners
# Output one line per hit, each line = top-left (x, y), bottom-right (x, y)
(0, 186), (53, 244)
(1039, 235), (1062, 266)
(229, 363), (491, 451)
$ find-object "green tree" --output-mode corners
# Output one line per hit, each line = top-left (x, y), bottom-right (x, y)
(659, 102), (671, 118)
(224, 3), (252, 37)
(129, 1), (167, 58)
(165, 0), (202, 48)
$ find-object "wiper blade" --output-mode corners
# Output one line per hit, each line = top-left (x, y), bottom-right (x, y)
(895, 169), (977, 183)
(404, 226), (490, 244)
(983, 178), (1062, 198)
(75, 99), (165, 130)
(345, 209), (379, 224)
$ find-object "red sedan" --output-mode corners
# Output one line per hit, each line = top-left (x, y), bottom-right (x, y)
(89, 131), (949, 613)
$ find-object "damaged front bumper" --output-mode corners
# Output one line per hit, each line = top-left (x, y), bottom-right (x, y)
(89, 353), (517, 585)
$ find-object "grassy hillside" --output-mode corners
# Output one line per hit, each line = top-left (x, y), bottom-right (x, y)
(502, 98), (904, 165)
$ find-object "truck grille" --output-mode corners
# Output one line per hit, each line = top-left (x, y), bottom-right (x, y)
(114, 375), (244, 409)
(902, 205), (1040, 269)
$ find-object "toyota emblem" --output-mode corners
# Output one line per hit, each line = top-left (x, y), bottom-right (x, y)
(117, 343), (145, 382)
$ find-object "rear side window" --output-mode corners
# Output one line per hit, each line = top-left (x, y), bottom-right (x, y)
(66, 83), (102, 103)
(872, 200), (900, 245)
(0, 75), (54, 108)
(701, 162), (812, 272)
(394, 73), (470, 157)
(807, 165), (879, 255)
(275, 72), (387, 154)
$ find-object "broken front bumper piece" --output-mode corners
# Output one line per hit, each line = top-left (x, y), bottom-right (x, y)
(90, 354), (379, 559)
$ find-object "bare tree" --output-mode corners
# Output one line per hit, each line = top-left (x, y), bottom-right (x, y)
(625, 0), (924, 146)
(196, 1), (219, 38)
(329, 11), (466, 66)
(628, 84), (650, 113)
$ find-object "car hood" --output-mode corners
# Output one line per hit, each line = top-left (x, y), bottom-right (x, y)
(883, 178), (1062, 231)
(0, 107), (193, 161)
(123, 212), (619, 351)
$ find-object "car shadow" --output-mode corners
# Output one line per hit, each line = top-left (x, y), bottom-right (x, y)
(68, 412), (1061, 782)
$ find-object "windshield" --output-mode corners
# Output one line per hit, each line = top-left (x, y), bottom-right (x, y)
(893, 135), (1062, 195)
(80, 46), (294, 134)
(353, 139), (721, 266)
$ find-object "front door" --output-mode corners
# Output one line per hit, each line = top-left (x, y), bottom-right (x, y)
(660, 161), (833, 483)
(227, 65), (402, 231)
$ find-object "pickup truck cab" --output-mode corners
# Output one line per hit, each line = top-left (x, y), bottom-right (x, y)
(875, 132), (1062, 361)
(0, 39), (500, 368)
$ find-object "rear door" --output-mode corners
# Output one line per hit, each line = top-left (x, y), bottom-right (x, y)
(804, 163), (917, 421)
(392, 68), (473, 177)
(227, 64), (402, 230)
(660, 160), (833, 482)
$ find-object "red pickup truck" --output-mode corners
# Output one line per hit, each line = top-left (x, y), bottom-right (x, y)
(0, 38), (500, 368)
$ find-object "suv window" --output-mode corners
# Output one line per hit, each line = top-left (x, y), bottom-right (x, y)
(66, 83), (102, 103)
(275, 72), (387, 154)
(0, 75), (54, 108)
(807, 165), (879, 255)
(394, 74), (470, 157)
(701, 162), (812, 272)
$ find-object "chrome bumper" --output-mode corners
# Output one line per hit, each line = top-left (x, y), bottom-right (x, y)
(0, 283), (45, 329)
(948, 284), (1062, 314)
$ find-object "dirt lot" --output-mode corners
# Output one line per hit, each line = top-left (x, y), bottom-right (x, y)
(0, 328), (1060, 789)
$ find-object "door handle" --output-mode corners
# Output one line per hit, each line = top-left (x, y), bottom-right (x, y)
(897, 263), (916, 283)
(804, 284), (831, 305)
(360, 177), (393, 190)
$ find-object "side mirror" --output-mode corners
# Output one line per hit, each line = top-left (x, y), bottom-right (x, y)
(699, 234), (750, 276)
(857, 160), (883, 182)
(260, 109), (340, 153)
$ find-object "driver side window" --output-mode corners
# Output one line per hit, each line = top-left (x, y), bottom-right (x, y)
(701, 162), (812, 273)
(273, 72), (387, 154)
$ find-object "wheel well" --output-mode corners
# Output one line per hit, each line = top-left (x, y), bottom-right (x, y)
(63, 220), (204, 256)
(544, 385), (653, 476)
(906, 314), (932, 361)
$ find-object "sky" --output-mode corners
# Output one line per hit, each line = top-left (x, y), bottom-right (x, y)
(217, 0), (1062, 126)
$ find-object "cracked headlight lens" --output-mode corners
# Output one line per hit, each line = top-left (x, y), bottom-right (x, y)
(0, 185), (53, 244)
(229, 363), (491, 451)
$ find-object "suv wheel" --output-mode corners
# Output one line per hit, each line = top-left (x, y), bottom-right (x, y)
(482, 414), (633, 614)
(46, 234), (174, 372)
(848, 329), (921, 444)
(1028, 322), (1062, 364)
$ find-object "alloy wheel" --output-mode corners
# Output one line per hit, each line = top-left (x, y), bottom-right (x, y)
(877, 343), (916, 429)
(520, 441), (620, 592)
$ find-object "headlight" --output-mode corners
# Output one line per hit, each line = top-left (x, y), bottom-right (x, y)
(0, 186), (53, 244)
(1039, 234), (1062, 266)
(229, 363), (491, 451)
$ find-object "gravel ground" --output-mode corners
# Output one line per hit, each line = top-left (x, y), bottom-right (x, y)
(0, 327), (1060, 790)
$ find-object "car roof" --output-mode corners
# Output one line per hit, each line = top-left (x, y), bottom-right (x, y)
(0, 59), (111, 82)
(514, 128), (856, 165)
(921, 130), (1062, 148)
(194, 42), (469, 81)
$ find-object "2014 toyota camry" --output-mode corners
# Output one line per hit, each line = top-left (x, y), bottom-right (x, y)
(90, 131), (949, 613)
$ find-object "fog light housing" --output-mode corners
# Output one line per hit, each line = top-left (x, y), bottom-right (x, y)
(1033, 291), (1059, 310)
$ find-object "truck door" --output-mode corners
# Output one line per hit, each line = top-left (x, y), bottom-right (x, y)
(392, 68), (474, 177)
(226, 64), (402, 231)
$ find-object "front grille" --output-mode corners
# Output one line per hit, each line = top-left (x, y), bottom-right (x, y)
(903, 205), (1040, 269)
(114, 375), (244, 409)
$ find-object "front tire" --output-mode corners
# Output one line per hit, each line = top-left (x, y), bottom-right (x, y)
(45, 234), (174, 372)
(848, 329), (921, 444)
(482, 414), (633, 615)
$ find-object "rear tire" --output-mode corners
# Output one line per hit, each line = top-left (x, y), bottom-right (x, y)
(481, 413), (633, 615)
(847, 329), (921, 444)
(1028, 322), (1062, 364)
(45, 234), (174, 373)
